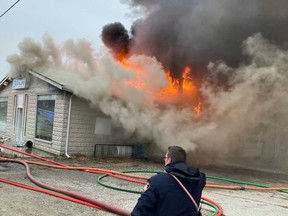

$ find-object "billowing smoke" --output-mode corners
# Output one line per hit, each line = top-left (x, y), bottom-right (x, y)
(6, 0), (288, 167)
(106, 0), (288, 84)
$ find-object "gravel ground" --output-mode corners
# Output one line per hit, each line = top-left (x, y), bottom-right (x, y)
(0, 153), (288, 216)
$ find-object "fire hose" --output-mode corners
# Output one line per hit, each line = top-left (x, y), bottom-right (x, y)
(0, 144), (147, 180)
(0, 144), (68, 167)
(0, 144), (223, 215)
(1, 144), (287, 215)
(21, 158), (288, 193)
(0, 177), (105, 210)
(0, 158), (130, 216)
(97, 171), (288, 216)
(0, 157), (223, 216)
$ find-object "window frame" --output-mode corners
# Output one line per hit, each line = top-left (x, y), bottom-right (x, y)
(35, 95), (56, 142)
(0, 97), (8, 132)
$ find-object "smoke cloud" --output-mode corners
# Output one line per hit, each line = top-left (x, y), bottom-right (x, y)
(110, 0), (288, 83)
(6, 0), (288, 166)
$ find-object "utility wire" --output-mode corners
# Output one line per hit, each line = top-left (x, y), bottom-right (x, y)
(0, 0), (20, 18)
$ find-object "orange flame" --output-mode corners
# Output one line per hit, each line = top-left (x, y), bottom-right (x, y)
(182, 66), (194, 90)
(118, 58), (202, 117)
(159, 66), (196, 95)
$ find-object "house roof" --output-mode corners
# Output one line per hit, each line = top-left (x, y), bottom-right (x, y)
(0, 75), (11, 90)
(28, 69), (73, 93)
(0, 75), (8, 85)
(0, 70), (73, 93)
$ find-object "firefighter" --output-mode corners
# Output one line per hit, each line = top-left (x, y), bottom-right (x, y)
(131, 146), (206, 216)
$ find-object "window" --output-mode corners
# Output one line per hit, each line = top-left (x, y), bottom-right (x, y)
(0, 97), (8, 131)
(35, 95), (55, 141)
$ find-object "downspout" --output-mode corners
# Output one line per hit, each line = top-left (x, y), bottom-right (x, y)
(65, 94), (73, 158)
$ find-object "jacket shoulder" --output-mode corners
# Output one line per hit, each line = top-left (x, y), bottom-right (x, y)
(148, 172), (169, 184)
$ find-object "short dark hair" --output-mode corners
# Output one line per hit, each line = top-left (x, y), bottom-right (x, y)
(167, 146), (186, 162)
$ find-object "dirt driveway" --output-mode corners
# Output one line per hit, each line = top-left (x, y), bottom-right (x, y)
(0, 153), (287, 216)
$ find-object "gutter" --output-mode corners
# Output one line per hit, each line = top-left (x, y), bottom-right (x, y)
(65, 94), (73, 158)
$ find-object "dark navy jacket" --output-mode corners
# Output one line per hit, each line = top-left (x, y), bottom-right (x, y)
(131, 161), (206, 216)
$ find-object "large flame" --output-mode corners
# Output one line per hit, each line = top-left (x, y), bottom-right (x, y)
(158, 66), (202, 116)
(118, 57), (202, 116)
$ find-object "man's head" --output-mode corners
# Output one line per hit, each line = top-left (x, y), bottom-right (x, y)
(164, 146), (186, 166)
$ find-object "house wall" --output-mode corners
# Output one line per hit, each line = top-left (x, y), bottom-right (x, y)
(66, 96), (129, 156)
(0, 75), (68, 155)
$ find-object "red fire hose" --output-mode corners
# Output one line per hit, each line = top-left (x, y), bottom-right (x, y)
(0, 144), (225, 215)
(0, 177), (105, 210)
(0, 144), (67, 167)
(0, 158), (130, 216)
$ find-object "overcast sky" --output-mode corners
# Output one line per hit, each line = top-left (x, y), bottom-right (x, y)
(0, 0), (134, 80)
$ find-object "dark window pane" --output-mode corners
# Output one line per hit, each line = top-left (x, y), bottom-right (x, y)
(35, 96), (55, 141)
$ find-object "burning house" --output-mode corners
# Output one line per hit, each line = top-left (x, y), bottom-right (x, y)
(1, 0), (288, 171)
(99, 0), (288, 170)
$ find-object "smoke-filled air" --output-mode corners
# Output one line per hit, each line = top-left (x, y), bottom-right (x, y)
(7, 0), (288, 162)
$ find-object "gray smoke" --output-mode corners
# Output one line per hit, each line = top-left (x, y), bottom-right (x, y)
(116, 0), (288, 83)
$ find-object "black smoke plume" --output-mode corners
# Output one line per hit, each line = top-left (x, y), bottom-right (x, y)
(103, 0), (288, 85)
(101, 22), (131, 60)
